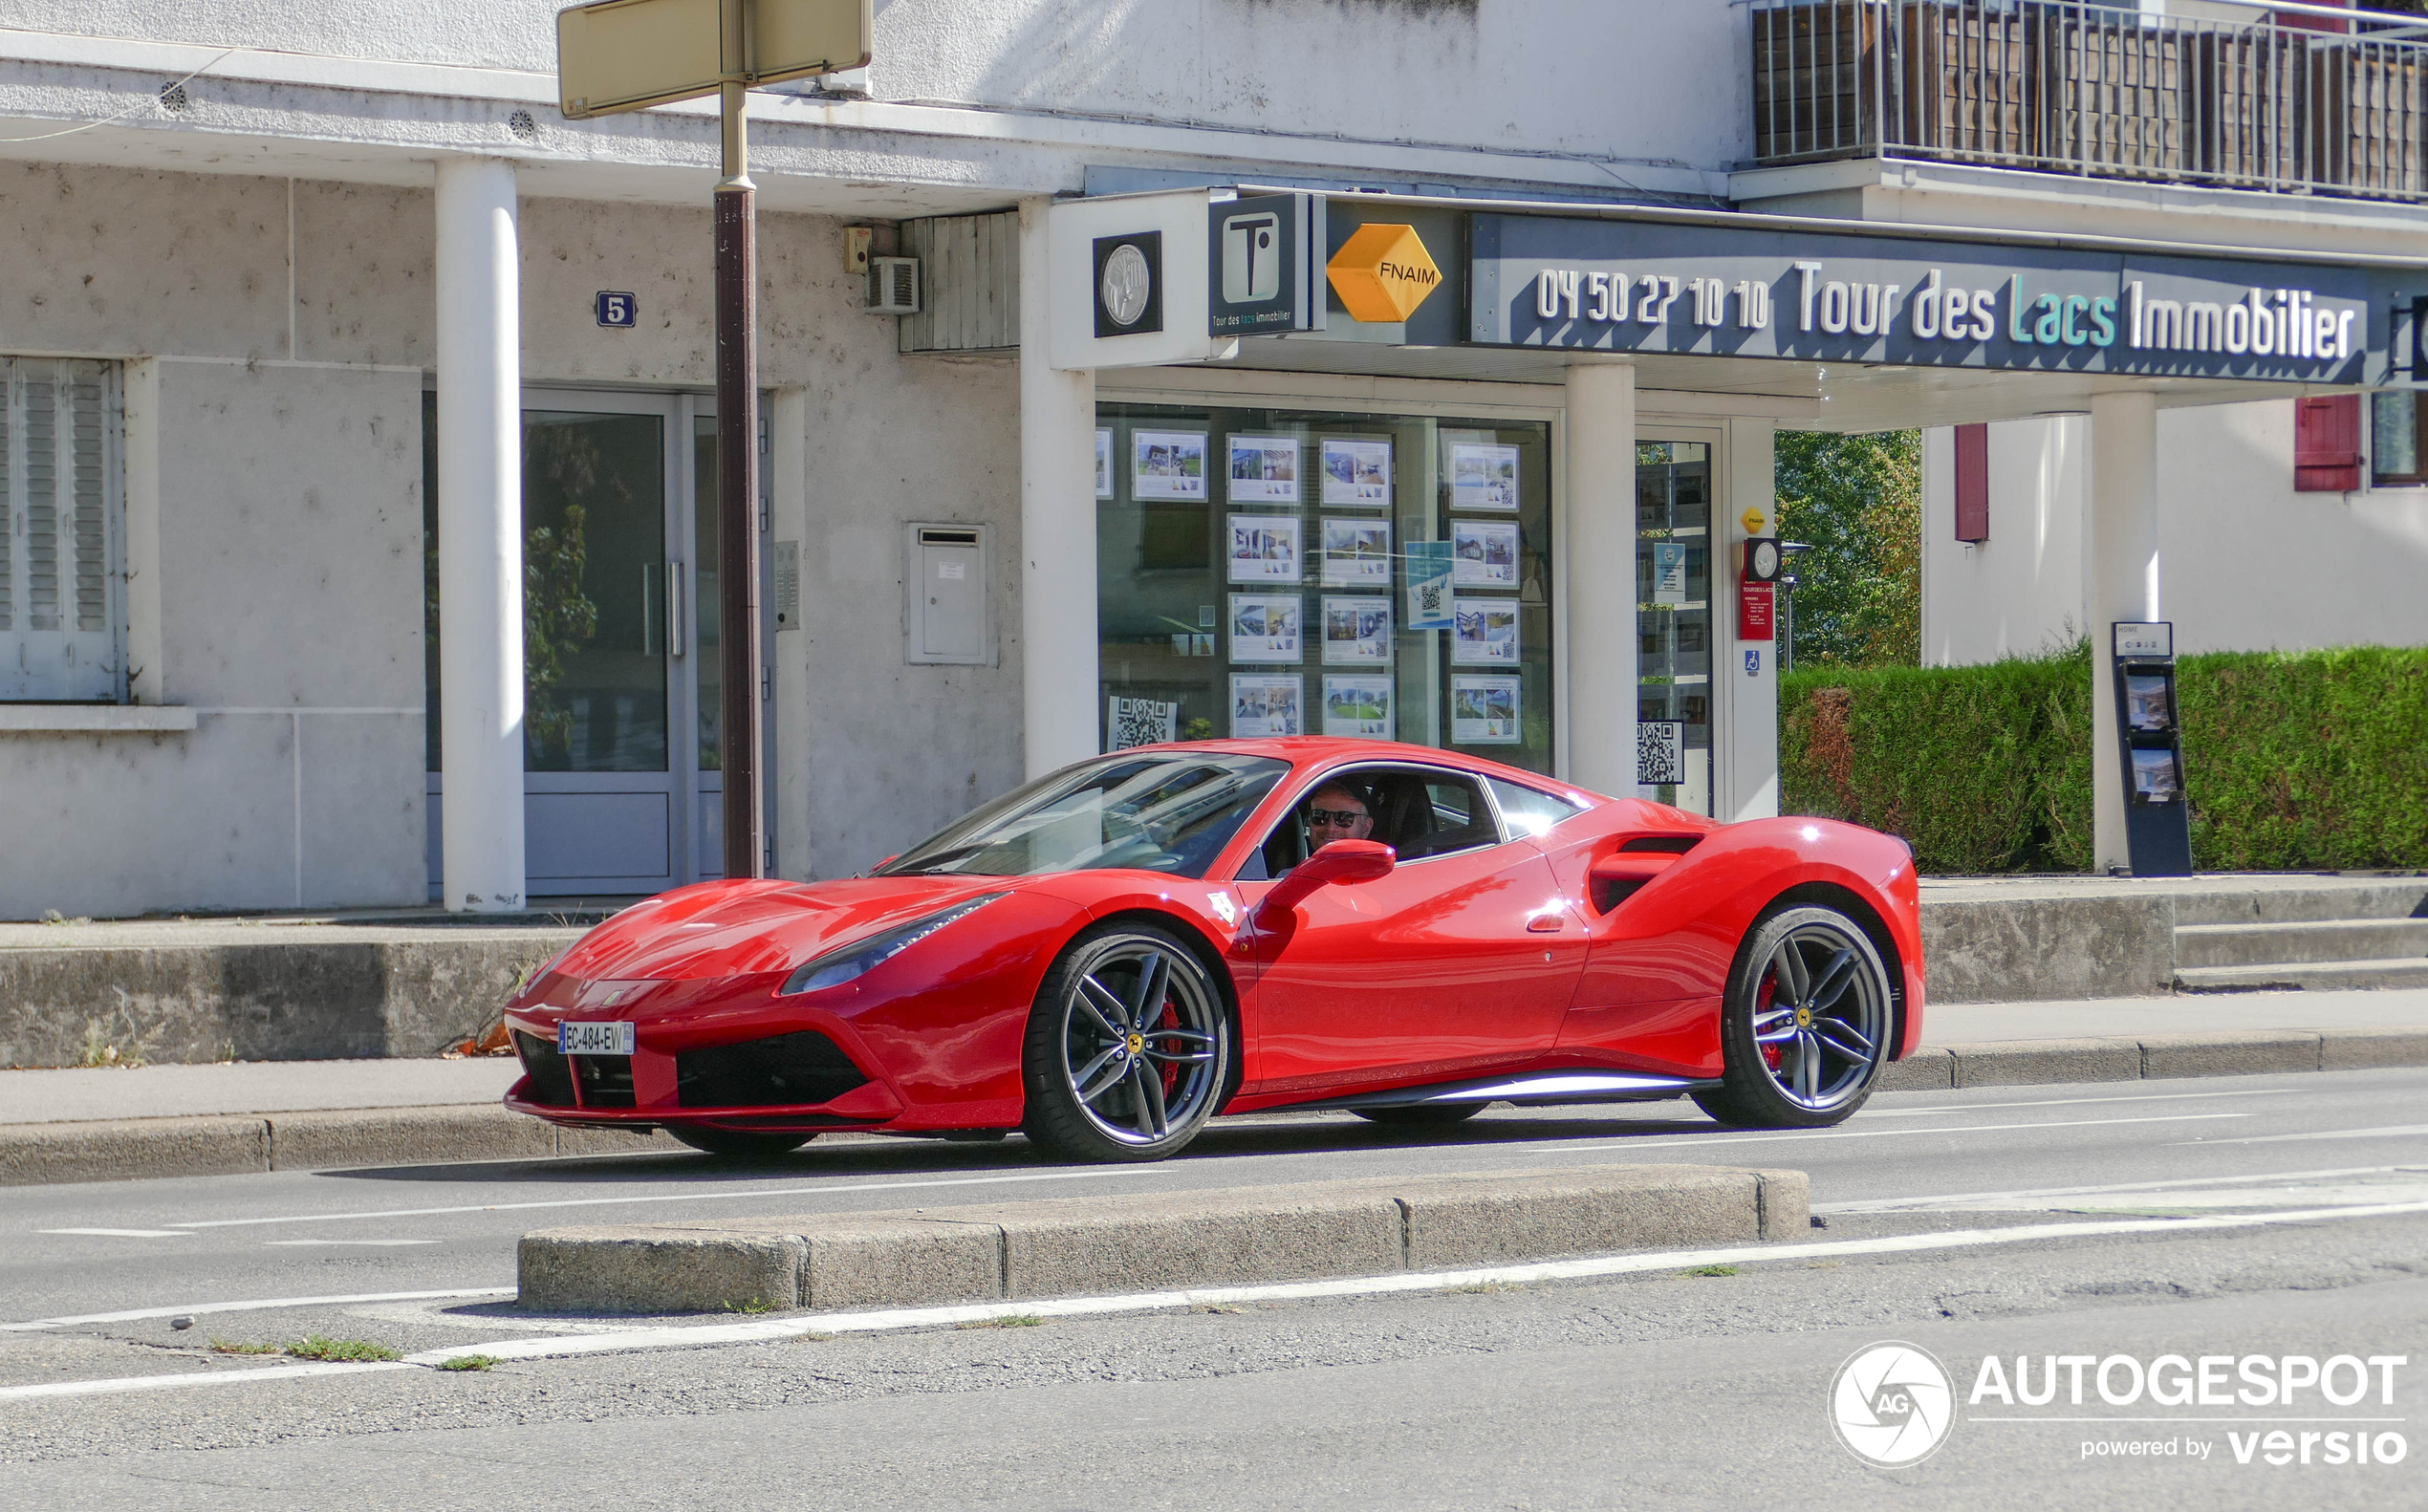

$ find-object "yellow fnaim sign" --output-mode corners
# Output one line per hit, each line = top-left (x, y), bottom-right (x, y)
(1327, 224), (1442, 324)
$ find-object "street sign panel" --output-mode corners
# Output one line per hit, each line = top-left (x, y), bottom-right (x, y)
(558, 0), (872, 119)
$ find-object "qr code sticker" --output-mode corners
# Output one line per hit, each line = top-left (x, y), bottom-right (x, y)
(1637, 722), (1685, 787)
(1108, 696), (1179, 750)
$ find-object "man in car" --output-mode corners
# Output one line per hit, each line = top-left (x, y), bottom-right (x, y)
(1303, 781), (1377, 851)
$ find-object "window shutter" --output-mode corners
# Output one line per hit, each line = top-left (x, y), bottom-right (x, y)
(0, 358), (123, 701)
(2293, 394), (2361, 492)
(1953, 423), (1989, 542)
(2275, 2), (2349, 34)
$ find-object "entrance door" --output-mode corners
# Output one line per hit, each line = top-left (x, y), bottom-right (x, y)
(1636, 440), (1716, 816)
(425, 390), (766, 898)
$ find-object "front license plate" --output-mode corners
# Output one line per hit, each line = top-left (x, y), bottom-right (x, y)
(558, 1020), (636, 1056)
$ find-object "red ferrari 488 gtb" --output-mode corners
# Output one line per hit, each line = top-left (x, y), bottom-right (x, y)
(503, 739), (1922, 1162)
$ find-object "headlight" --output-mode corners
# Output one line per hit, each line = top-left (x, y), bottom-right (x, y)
(779, 893), (1008, 996)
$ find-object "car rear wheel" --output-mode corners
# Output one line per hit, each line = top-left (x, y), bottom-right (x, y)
(1022, 922), (1232, 1163)
(667, 1127), (817, 1159)
(1692, 904), (1891, 1130)
(1351, 1103), (1486, 1127)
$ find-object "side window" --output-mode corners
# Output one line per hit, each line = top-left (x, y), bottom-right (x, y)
(1387, 771), (1501, 862)
(1486, 776), (1588, 839)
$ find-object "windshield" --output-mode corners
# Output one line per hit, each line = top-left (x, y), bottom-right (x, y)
(874, 753), (1290, 879)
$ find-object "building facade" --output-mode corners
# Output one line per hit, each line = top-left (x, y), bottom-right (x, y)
(0, 0), (2419, 916)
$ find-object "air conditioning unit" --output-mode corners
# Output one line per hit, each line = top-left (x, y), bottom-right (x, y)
(869, 255), (921, 315)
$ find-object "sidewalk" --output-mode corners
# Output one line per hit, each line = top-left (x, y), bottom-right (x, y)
(2, 989), (2423, 1187)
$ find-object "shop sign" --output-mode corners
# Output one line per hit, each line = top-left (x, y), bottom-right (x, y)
(1470, 213), (2378, 385)
(1329, 223), (1443, 324)
(1208, 193), (1320, 336)
(1051, 191), (1239, 371)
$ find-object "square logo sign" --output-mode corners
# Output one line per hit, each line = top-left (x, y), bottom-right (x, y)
(1209, 193), (1308, 336)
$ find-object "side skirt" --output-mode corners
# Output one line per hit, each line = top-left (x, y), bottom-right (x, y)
(1291, 1069), (1723, 1113)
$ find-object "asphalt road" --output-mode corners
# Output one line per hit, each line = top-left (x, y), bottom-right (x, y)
(3, 1069), (2423, 1508)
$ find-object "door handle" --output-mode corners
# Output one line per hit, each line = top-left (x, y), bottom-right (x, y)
(1527, 915), (1565, 933)
(667, 561), (685, 658)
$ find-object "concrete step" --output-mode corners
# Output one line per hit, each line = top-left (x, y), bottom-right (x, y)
(2170, 879), (2428, 927)
(2174, 917), (2428, 969)
(2177, 958), (2428, 993)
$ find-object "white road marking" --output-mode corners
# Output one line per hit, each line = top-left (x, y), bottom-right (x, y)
(1864, 1089), (2304, 1117)
(11, 1198), (2428, 1402)
(1530, 1112), (2252, 1156)
(1815, 1164), (2428, 1214)
(2183, 1124), (2428, 1146)
(0, 1288), (514, 1334)
(261, 1240), (442, 1247)
(160, 1166), (1166, 1231)
(35, 1229), (190, 1239)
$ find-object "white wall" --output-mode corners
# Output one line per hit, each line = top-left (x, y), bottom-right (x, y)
(1922, 401), (2428, 665)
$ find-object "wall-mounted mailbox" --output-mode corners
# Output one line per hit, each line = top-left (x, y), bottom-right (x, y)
(905, 523), (991, 665)
(2112, 620), (2192, 877)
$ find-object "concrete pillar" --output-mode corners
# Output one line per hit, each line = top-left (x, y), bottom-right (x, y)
(1722, 417), (1780, 822)
(2088, 389), (2160, 874)
(1017, 197), (1099, 779)
(1564, 361), (1640, 798)
(435, 157), (526, 912)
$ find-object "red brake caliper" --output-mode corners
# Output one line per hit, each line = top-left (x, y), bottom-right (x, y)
(1156, 998), (1182, 1097)
(1757, 972), (1784, 1072)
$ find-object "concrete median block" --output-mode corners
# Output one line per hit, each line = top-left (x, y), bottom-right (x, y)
(518, 1226), (805, 1314)
(0, 1114), (268, 1186)
(2316, 1026), (2428, 1071)
(1397, 1166), (1764, 1269)
(1950, 1037), (2143, 1088)
(798, 1217), (1004, 1309)
(1878, 1049), (1954, 1091)
(2138, 1029), (2320, 1079)
(1924, 895), (2174, 1004)
(983, 1185), (1405, 1298)
(267, 1105), (553, 1171)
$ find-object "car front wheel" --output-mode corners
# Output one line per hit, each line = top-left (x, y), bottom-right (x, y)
(1692, 904), (1892, 1130)
(1022, 922), (1232, 1163)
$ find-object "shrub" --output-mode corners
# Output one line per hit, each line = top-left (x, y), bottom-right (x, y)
(1780, 643), (2428, 874)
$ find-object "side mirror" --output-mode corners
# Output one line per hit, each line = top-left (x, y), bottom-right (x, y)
(1255, 839), (1396, 921)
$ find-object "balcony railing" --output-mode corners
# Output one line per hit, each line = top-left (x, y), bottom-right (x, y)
(1751, 0), (2428, 203)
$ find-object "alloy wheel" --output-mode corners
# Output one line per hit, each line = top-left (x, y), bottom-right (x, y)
(1053, 935), (1225, 1148)
(1748, 919), (1887, 1112)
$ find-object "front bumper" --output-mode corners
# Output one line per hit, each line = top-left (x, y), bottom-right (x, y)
(503, 1018), (909, 1134)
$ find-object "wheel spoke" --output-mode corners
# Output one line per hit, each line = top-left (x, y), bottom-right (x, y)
(1139, 1027), (1216, 1046)
(1754, 1025), (1799, 1047)
(1075, 977), (1129, 1039)
(1816, 1019), (1875, 1061)
(1752, 1005), (1797, 1031)
(1139, 1046), (1214, 1064)
(1771, 939), (1811, 1006)
(1806, 948), (1858, 1012)
(1071, 1043), (1122, 1090)
(1796, 1029), (1819, 1103)
(1127, 950), (1171, 1030)
(1131, 1058), (1168, 1137)
(1076, 1055), (1132, 1105)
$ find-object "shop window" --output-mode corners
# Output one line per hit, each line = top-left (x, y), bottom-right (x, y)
(2369, 391), (2428, 488)
(1095, 404), (1554, 774)
(1953, 423), (1989, 542)
(2294, 395), (2361, 492)
(1636, 442), (1715, 815)
(0, 359), (124, 702)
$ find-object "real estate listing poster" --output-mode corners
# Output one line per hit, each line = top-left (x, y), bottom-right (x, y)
(1133, 430), (1206, 501)
(1227, 435), (1300, 503)
(1321, 518), (1392, 587)
(1226, 514), (1303, 584)
(1322, 674), (1394, 739)
(1453, 519), (1519, 588)
(1403, 538), (1454, 630)
(1320, 595), (1393, 666)
(1451, 675), (1521, 744)
(1451, 596), (1520, 664)
(1227, 594), (1303, 662)
(1229, 674), (1304, 738)
(1321, 437), (1393, 506)
(1448, 442), (1520, 511)
(1095, 428), (1115, 500)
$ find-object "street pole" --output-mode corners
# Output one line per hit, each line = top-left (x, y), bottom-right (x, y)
(715, 0), (764, 879)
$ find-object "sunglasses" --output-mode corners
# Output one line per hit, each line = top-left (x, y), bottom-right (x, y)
(1307, 807), (1368, 827)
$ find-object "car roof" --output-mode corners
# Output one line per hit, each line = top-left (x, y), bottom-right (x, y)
(1105, 737), (1611, 806)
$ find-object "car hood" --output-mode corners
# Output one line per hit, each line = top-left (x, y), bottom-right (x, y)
(545, 875), (1021, 985)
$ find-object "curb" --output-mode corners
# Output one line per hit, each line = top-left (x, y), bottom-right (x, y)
(1874, 1025), (2428, 1091)
(4, 1026), (2422, 1188)
(515, 1164), (1810, 1314)
(0, 1105), (675, 1187)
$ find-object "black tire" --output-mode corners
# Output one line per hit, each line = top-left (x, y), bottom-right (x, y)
(1692, 903), (1892, 1130)
(667, 1127), (817, 1159)
(1021, 921), (1233, 1163)
(1351, 1103), (1487, 1127)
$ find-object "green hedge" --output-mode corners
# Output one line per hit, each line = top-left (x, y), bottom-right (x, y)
(1780, 644), (2428, 874)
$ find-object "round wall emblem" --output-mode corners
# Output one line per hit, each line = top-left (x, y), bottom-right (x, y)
(1829, 1341), (1956, 1467)
(1100, 244), (1154, 328)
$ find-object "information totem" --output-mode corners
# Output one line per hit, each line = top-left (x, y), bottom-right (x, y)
(2111, 621), (2193, 877)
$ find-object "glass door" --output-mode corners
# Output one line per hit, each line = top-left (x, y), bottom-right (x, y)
(425, 390), (762, 899)
(1637, 440), (1715, 816)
